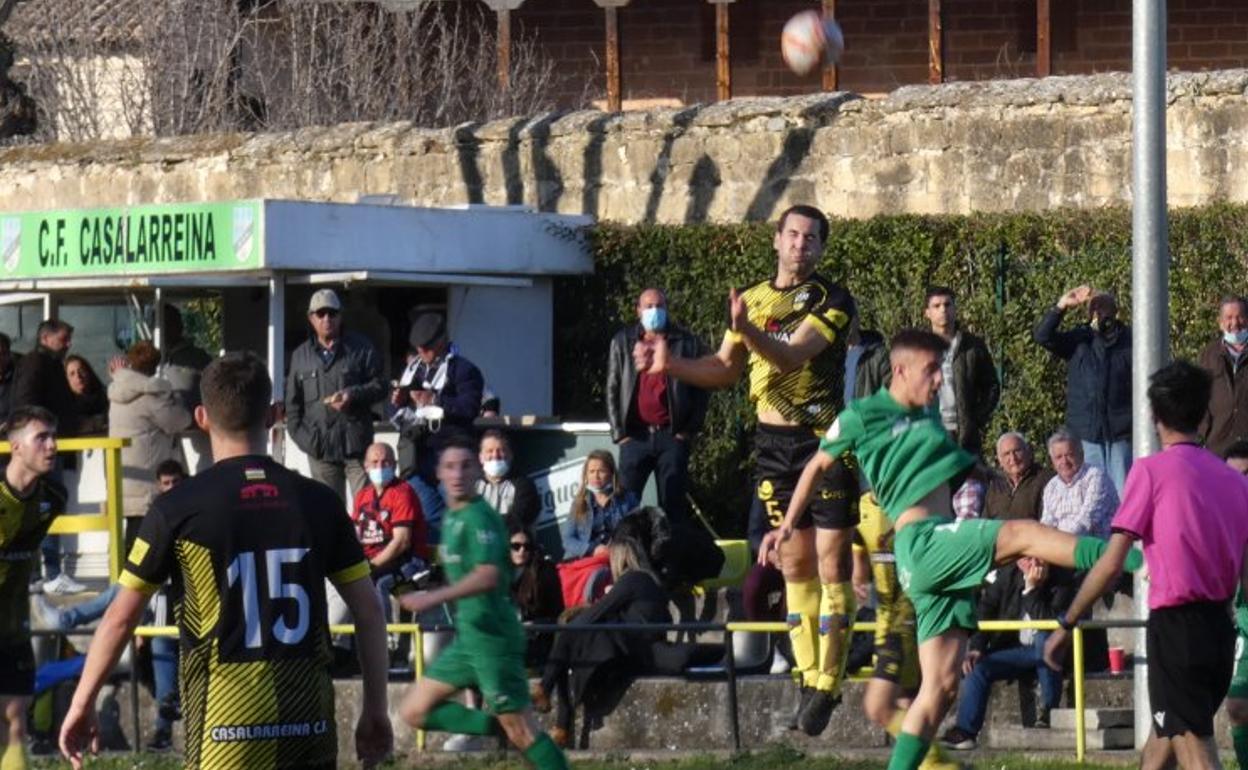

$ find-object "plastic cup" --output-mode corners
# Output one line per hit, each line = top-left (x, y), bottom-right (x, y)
(1108, 646), (1125, 674)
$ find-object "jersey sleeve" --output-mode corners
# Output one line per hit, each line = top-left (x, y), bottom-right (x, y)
(819, 408), (863, 459)
(118, 506), (176, 595)
(807, 286), (856, 345)
(319, 489), (370, 586)
(1110, 462), (1151, 540)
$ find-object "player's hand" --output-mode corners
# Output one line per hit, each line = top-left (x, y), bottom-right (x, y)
(648, 335), (670, 375)
(961, 650), (982, 676)
(1057, 285), (1093, 310)
(632, 338), (654, 372)
(1043, 627), (1070, 671)
(757, 525), (793, 566)
(729, 288), (748, 332)
(326, 390), (351, 411)
(398, 591), (435, 615)
(852, 579), (871, 605)
(59, 700), (101, 770)
(355, 704), (394, 769)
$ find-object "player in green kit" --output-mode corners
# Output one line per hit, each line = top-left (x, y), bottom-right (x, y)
(762, 330), (1141, 770)
(397, 436), (568, 770)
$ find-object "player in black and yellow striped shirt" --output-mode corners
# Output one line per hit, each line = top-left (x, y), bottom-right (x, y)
(60, 353), (393, 770)
(648, 204), (858, 736)
(0, 407), (66, 770)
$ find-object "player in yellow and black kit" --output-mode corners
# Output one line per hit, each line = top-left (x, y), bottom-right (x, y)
(60, 353), (393, 770)
(0, 407), (66, 770)
(649, 204), (858, 736)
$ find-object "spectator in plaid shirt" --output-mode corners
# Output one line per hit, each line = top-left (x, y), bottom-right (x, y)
(952, 468), (987, 520)
(1040, 430), (1118, 538)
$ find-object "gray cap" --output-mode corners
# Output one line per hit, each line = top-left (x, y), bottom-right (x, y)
(308, 289), (341, 313)
(409, 312), (446, 349)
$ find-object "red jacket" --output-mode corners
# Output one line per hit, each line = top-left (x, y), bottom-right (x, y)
(351, 480), (429, 564)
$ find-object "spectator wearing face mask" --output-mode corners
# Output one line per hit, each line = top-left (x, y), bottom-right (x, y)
(475, 429), (540, 528)
(1200, 296), (1248, 458)
(609, 287), (709, 523)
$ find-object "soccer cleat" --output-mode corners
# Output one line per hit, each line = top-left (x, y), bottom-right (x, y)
(940, 726), (977, 750)
(797, 689), (841, 736)
(442, 733), (485, 752)
(787, 685), (814, 731)
(43, 573), (87, 595)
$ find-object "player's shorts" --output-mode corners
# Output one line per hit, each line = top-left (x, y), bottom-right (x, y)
(0, 639), (35, 696)
(1147, 601), (1235, 737)
(872, 591), (919, 689)
(1229, 628), (1248, 700)
(753, 424), (859, 531)
(894, 517), (1002, 643)
(425, 638), (530, 714)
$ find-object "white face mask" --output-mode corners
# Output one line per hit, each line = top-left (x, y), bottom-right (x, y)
(587, 483), (612, 496)
(1224, 329), (1248, 347)
(483, 459), (510, 479)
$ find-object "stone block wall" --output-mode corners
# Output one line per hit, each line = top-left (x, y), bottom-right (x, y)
(2, 70), (1247, 223)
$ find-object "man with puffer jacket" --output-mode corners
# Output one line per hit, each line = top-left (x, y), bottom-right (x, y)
(286, 289), (386, 501)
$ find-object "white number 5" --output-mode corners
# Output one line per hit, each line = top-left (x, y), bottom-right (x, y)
(227, 548), (311, 649)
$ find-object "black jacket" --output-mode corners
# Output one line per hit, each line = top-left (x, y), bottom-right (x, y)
(13, 346), (79, 436)
(1199, 338), (1248, 457)
(969, 563), (1077, 655)
(948, 329), (1000, 456)
(1034, 308), (1132, 443)
(853, 330), (892, 399)
(606, 323), (709, 443)
(285, 331), (385, 463)
(396, 353), (484, 481)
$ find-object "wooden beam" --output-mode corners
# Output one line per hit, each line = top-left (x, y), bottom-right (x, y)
(497, 8), (512, 91)
(715, 2), (731, 101)
(1036, 0), (1052, 77)
(928, 0), (944, 85)
(821, 0), (838, 91)
(605, 6), (621, 112)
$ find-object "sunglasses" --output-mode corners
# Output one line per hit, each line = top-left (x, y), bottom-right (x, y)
(510, 542), (533, 553)
(313, 309), (339, 318)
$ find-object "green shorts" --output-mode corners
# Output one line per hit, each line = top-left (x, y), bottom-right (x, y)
(895, 517), (1003, 643)
(1230, 630), (1248, 700)
(425, 637), (531, 714)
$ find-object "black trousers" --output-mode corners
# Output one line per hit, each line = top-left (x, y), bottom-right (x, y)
(619, 427), (690, 522)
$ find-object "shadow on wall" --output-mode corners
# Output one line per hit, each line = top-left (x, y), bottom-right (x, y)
(642, 106), (702, 224)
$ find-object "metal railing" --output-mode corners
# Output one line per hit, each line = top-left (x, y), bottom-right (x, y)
(78, 615), (1143, 761)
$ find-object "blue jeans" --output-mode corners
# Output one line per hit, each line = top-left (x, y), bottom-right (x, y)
(1081, 439), (1131, 497)
(955, 632), (1062, 736)
(40, 534), (62, 580)
(407, 475), (447, 544)
(57, 584), (120, 629)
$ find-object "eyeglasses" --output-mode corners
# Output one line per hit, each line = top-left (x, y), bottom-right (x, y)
(510, 542), (533, 553)
(313, 309), (339, 318)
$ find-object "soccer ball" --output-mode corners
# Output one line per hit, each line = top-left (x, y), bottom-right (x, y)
(780, 10), (845, 76)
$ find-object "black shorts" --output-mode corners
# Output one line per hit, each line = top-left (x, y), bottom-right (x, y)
(0, 639), (35, 696)
(1147, 601), (1235, 738)
(752, 424), (859, 531)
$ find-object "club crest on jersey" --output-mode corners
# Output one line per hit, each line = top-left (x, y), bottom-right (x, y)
(793, 289), (811, 310)
(244, 467), (266, 481)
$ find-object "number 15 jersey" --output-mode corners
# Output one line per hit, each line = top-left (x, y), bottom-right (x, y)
(119, 455), (370, 770)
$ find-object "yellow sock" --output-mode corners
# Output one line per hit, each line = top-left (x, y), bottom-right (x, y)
(1, 740), (27, 770)
(815, 581), (856, 694)
(784, 577), (821, 688)
(885, 709), (906, 737)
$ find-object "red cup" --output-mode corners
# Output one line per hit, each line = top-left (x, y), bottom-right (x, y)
(1108, 646), (1125, 674)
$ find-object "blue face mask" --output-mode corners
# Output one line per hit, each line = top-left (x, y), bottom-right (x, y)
(1225, 329), (1248, 346)
(368, 467), (395, 487)
(641, 307), (667, 333)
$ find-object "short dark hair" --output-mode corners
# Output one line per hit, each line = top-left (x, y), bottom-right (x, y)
(888, 328), (949, 359)
(924, 285), (955, 305)
(439, 433), (478, 460)
(479, 428), (511, 451)
(1147, 360), (1211, 434)
(1219, 295), (1248, 316)
(776, 204), (830, 243)
(7, 405), (57, 439)
(154, 459), (186, 480)
(200, 352), (271, 433)
(37, 319), (73, 339)
(1225, 440), (1248, 462)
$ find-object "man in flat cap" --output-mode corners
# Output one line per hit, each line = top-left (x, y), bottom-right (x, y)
(391, 311), (484, 537)
(286, 288), (386, 501)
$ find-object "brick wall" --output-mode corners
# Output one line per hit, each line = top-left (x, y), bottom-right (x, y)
(509, 0), (1248, 107)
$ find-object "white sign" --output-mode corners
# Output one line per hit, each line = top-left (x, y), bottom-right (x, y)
(530, 457), (587, 533)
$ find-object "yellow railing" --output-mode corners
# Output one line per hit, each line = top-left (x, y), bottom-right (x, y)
(0, 437), (129, 581)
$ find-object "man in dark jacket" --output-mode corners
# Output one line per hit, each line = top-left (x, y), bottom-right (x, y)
(0, 332), (17, 426)
(924, 287), (999, 456)
(13, 319), (78, 438)
(609, 288), (709, 522)
(940, 559), (1077, 750)
(984, 432), (1054, 521)
(1034, 285), (1132, 495)
(285, 289), (385, 501)
(390, 311), (484, 536)
(1199, 295), (1248, 457)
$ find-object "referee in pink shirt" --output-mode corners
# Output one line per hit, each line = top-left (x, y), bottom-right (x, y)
(1045, 360), (1248, 769)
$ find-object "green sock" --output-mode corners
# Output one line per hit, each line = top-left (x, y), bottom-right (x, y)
(1232, 724), (1248, 770)
(1073, 536), (1108, 570)
(523, 732), (570, 770)
(887, 731), (929, 770)
(1123, 547), (1143, 572)
(423, 702), (499, 736)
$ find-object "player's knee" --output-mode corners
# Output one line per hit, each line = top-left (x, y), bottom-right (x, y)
(862, 696), (892, 728)
(1227, 698), (1248, 725)
(398, 699), (428, 729)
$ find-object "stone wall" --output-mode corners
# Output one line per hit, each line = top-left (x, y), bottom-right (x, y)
(2, 70), (1248, 223)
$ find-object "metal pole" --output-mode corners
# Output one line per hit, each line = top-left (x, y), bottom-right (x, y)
(129, 639), (142, 752)
(1073, 627), (1086, 762)
(724, 628), (741, 751)
(1131, 0), (1167, 749)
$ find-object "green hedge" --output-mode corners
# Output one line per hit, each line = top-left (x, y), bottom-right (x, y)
(553, 204), (1248, 536)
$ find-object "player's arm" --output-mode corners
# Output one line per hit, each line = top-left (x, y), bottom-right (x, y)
(60, 586), (150, 768)
(1042, 531), (1135, 670)
(736, 316), (831, 375)
(368, 526), (412, 574)
(657, 332), (747, 390)
(336, 576), (394, 768)
(398, 564), (502, 614)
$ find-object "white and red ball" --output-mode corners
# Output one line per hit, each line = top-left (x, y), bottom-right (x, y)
(780, 10), (845, 76)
